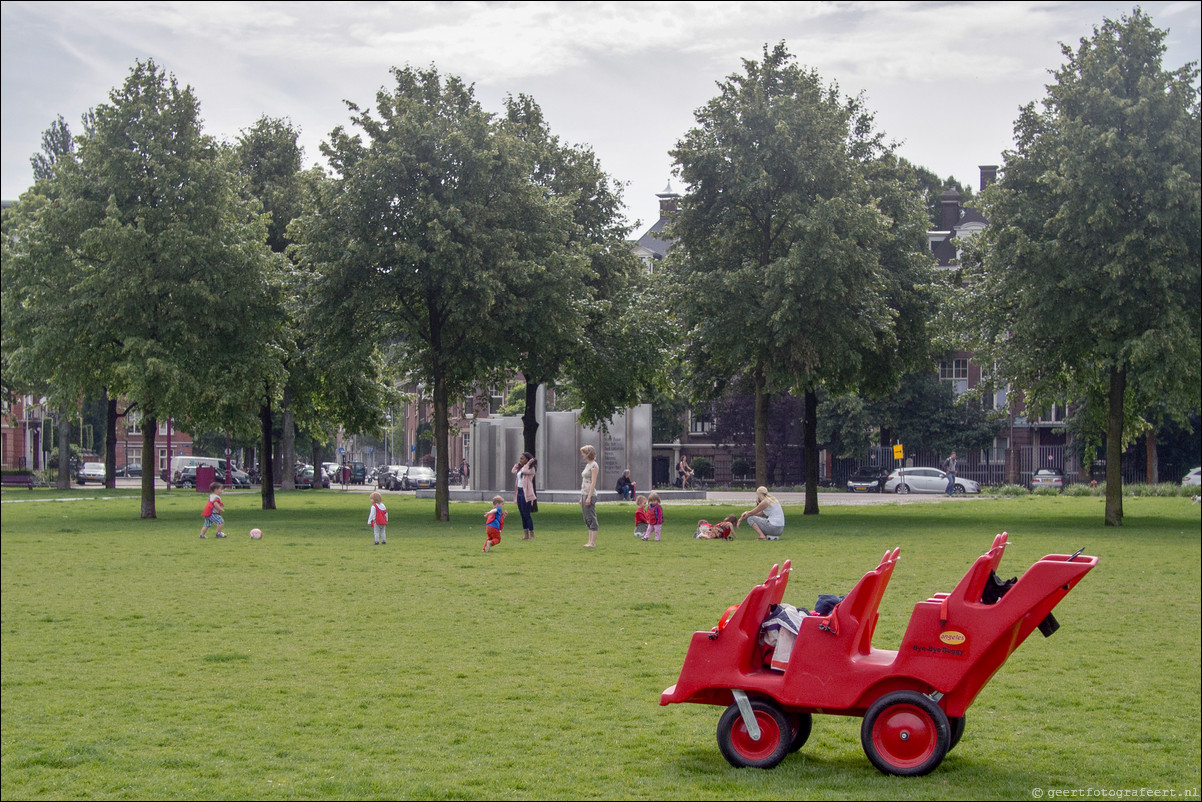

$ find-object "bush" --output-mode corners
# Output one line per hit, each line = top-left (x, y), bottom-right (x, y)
(691, 456), (712, 480)
(985, 484), (1030, 497)
(1033, 485), (1062, 497)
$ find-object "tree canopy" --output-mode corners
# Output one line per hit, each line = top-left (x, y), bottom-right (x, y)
(668, 43), (932, 511)
(293, 66), (573, 521)
(965, 10), (1200, 525)
(4, 60), (279, 517)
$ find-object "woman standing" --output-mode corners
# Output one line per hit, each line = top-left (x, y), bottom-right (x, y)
(738, 486), (785, 540)
(512, 452), (537, 540)
(580, 445), (600, 547)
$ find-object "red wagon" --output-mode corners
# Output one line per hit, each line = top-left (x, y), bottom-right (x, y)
(660, 533), (1097, 775)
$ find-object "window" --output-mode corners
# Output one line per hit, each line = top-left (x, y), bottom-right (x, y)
(127, 411), (141, 435)
(689, 411), (714, 435)
(158, 448), (169, 470)
(939, 359), (969, 396)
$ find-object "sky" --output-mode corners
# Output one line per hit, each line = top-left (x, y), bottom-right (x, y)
(2, 1), (1199, 231)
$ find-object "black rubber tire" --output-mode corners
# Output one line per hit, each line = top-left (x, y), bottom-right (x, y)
(896, 483), (910, 494)
(717, 700), (792, 769)
(948, 715), (966, 751)
(861, 691), (950, 776)
(786, 712), (813, 753)
(952, 485), (966, 495)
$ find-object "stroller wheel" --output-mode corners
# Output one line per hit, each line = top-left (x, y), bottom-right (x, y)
(717, 699), (791, 769)
(861, 690), (950, 776)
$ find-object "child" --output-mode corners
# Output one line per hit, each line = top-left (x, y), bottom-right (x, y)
(647, 492), (664, 541)
(483, 495), (505, 552)
(633, 495), (651, 540)
(200, 482), (226, 539)
(368, 491), (388, 545)
(695, 514), (738, 539)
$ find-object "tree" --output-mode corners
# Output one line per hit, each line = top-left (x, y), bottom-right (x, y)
(965, 10), (1200, 525)
(669, 43), (932, 512)
(294, 66), (571, 521)
(498, 96), (669, 455)
(17, 60), (277, 518)
(4, 115), (82, 489)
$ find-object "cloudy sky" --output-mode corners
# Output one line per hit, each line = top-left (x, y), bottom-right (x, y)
(2, 1), (1198, 229)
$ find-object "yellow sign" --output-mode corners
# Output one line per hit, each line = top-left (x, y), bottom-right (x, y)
(893, 444), (905, 460)
(940, 631), (967, 646)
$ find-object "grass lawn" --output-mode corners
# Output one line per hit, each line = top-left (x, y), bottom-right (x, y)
(2, 489), (1199, 800)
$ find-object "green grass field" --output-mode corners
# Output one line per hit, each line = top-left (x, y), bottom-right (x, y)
(2, 489), (1199, 800)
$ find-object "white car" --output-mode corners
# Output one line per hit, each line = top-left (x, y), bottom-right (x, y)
(1182, 467), (1201, 488)
(885, 467), (980, 495)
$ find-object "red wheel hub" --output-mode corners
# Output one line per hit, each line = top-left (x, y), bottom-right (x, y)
(730, 712), (783, 761)
(872, 703), (937, 769)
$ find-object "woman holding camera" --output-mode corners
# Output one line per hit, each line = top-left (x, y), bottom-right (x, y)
(512, 451), (538, 540)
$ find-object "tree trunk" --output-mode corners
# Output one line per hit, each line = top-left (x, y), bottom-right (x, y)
(281, 385), (295, 490)
(1104, 365), (1125, 527)
(57, 405), (72, 489)
(521, 376), (540, 458)
(803, 388), (820, 515)
(140, 416), (157, 519)
(753, 363), (768, 488)
(260, 401), (276, 510)
(433, 372), (450, 522)
(1145, 429), (1158, 485)
(104, 391), (118, 489)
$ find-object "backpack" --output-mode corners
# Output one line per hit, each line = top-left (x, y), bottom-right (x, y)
(203, 500), (215, 518)
(374, 503), (388, 526)
(485, 507), (503, 529)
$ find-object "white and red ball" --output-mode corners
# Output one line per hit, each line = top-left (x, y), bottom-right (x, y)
(249, 528), (263, 540)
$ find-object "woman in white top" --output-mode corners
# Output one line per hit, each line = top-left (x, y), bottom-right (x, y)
(738, 486), (785, 540)
(580, 445), (600, 547)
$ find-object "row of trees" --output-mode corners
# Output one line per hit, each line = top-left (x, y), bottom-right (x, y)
(2, 61), (666, 521)
(4, 11), (1197, 527)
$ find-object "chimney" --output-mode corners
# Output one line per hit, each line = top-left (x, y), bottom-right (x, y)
(940, 189), (961, 230)
(979, 165), (998, 191)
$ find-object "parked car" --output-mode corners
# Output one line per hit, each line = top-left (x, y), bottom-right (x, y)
(321, 462), (339, 481)
(349, 461), (366, 484)
(402, 466), (436, 490)
(1183, 467), (1201, 488)
(77, 462), (106, 484)
(847, 467), (888, 493)
(378, 465), (407, 490)
(121, 463), (143, 478)
(884, 467), (979, 495)
(294, 466), (329, 489)
(1030, 468), (1064, 490)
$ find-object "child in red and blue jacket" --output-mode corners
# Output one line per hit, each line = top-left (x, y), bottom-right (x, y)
(483, 495), (505, 552)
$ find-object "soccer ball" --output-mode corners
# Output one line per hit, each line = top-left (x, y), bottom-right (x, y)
(249, 528), (263, 540)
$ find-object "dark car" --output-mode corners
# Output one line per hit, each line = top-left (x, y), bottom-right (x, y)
(121, 463), (143, 478)
(847, 467), (888, 493)
(294, 466), (329, 489)
(349, 461), (366, 484)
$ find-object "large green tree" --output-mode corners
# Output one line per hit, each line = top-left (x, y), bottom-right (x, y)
(669, 43), (932, 512)
(966, 11), (1200, 526)
(11, 60), (277, 518)
(294, 66), (570, 521)
(498, 95), (669, 456)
